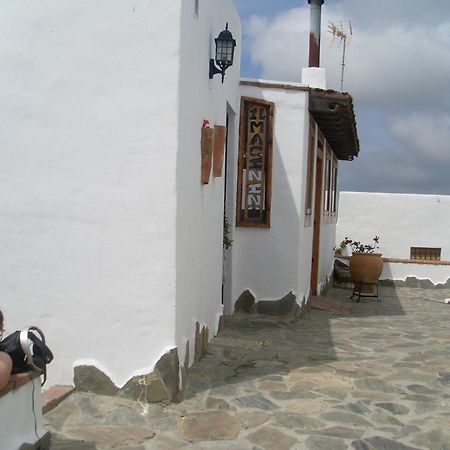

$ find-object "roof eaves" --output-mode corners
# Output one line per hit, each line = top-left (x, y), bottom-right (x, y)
(308, 88), (360, 160)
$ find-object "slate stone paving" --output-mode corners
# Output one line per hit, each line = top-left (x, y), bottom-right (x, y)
(45, 286), (450, 449)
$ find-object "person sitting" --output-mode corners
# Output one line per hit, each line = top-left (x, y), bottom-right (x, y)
(0, 311), (12, 390)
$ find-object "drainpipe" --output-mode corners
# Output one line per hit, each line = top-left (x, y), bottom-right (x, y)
(308, 0), (324, 68)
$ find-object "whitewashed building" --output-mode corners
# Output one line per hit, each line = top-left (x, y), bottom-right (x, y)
(337, 192), (450, 287)
(0, 0), (359, 399)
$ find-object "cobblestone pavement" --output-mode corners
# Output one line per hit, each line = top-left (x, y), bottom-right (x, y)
(45, 286), (450, 449)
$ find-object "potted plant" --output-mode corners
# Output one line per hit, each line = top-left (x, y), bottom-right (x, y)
(223, 215), (233, 250)
(341, 236), (383, 294)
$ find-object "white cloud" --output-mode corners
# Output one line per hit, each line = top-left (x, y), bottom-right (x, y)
(339, 112), (450, 194)
(390, 113), (450, 163)
(338, 0), (450, 30)
(241, 1), (450, 194)
(243, 5), (450, 107)
(340, 22), (450, 106)
(245, 8), (309, 82)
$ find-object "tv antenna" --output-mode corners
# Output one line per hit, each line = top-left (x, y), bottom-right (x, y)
(328, 21), (353, 91)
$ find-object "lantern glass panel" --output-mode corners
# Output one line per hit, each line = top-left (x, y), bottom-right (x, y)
(216, 40), (234, 65)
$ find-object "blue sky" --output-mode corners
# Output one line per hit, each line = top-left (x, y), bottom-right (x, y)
(234, 0), (450, 195)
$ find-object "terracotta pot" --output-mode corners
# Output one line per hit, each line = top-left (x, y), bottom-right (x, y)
(349, 252), (383, 293)
(200, 127), (214, 184)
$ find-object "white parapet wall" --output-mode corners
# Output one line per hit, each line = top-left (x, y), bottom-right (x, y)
(381, 261), (450, 286)
(337, 192), (450, 285)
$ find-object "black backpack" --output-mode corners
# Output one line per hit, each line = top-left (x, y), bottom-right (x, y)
(0, 326), (53, 385)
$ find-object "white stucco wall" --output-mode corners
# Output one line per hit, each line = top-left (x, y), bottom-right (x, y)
(0, 1), (182, 387)
(175, 0), (241, 367)
(381, 262), (450, 285)
(337, 192), (450, 283)
(233, 83), (313, 303)
(318, 221), (337, 291)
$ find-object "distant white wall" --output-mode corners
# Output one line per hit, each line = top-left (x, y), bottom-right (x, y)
(0, 0), (182, 387)
(175, 0), (241, 367)
(337, 192), (450, 283)
(232, 83), (311, 303)
(381, 262), (450, 285)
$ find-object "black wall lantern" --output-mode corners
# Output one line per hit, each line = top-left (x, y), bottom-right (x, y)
(209, 23), (236, 83)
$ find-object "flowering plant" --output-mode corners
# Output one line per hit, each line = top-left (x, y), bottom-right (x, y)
(339, 236), (380, 254)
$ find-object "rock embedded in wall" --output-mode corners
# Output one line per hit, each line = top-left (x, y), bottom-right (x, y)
(194, 322), (210, 363)
(233, 290), (301, 319)
(436, 277), (450, 289)
(74, 365), (119, 396)
(154, 348), (180, 402)
(234, 290), (256, 313)
(74, 348), (182, 403)
(201, 326), (209, 356)
(120, 372), (169, 403)
(256, 291), (298, 316)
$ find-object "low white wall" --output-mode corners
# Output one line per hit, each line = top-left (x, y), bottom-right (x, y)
(337, 192), (450, 284)
(382, 262), (450, 285)
(0, 378), (46, 450)
(0, 0), (181, 387)
(175, 0), (241, 367)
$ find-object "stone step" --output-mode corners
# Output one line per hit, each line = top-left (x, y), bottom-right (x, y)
(42, 385), (75, 414)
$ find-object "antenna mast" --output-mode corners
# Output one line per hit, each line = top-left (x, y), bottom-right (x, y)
(328, 21), (353, 91)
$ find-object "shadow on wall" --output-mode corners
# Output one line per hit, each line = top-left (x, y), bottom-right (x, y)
(184, 284), (407, 401)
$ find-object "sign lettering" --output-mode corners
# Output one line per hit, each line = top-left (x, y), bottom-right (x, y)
(236, 97), (274, 227)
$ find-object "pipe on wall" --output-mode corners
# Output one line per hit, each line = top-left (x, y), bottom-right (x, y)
(308, 0), (324, 67)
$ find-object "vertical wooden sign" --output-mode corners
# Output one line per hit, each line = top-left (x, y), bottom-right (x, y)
(213, 125), (227, 177)
(200, 126), (214, 184)
(236, 97), (274, 227)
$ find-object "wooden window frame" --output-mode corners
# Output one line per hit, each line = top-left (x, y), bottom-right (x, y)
(236, 96), (274, 228)
(410, 247), (441, 261)
(322, 144), (332, 222)
(330, 156), (338, 222)
(304, 118), (316, 227)
(319, 139), (339, 225)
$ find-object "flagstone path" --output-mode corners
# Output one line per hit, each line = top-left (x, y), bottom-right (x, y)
(45, 286), (450, 449)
